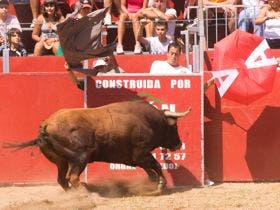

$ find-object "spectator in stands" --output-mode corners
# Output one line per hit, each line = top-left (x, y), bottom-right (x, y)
(0, 0), (21, 46)
(72, 0), (93, 18)
(29, 0), (75, 28)
(238, 0), (265, 36)
(137, 20), (172, 54)
(0, 28), (27, 56)
(32, 0), (65, 56)
(255, 0), (280, 48)
(183, 0), (197, 19)
(93, 56), (125, 75)
(116, 0), (148, 54)
(30, 0), (40, 28)
(150, 42), (192, 74)
(203, 0), (238, 33)
(103, 0), (121, 25)
(137, 0), (177, 39)
(104, 0), (112, 25)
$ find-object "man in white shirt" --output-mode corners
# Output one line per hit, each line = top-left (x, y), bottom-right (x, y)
(137, 21), (172, 54)
(150, 42), (192, 74)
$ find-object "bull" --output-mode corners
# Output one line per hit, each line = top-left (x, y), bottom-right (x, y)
(4, 100), (191, 194)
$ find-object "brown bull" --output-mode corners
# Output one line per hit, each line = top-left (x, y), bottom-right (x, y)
(4, 100), (191, 194)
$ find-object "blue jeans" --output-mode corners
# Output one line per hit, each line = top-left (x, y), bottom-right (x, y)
(238, 7), (263, 36)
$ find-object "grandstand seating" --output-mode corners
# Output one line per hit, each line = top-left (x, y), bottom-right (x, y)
(8, 0), (190, 54)
(8, 1), (250, 54)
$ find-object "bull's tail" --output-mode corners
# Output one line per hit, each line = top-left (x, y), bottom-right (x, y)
(2, 139), (40, 150)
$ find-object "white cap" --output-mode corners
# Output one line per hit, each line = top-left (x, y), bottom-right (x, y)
(93, 58), (107, 68)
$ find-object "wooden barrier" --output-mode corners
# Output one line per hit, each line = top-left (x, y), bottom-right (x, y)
(1, 51), (280, 185)
(0, 73), (84, 183)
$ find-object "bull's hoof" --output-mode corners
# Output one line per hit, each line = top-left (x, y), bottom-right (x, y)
(157, 182), (167, 192)
(67, 183), (89, 194)
(141, 188), (165, 196)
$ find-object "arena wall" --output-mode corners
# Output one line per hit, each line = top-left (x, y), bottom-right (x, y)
(1, 52), (280, 185)
(0, 55), (204, 186)
(205, 74), (280, 181)
(0, 73), (84, 183)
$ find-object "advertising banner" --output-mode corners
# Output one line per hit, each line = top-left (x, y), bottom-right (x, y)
(86, 75), (202, 186)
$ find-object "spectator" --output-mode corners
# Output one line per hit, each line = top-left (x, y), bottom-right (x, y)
(32, 0), (65, 56)
(238, 0), (265, 36)
(104, 0), (112, 25)
(72, 0), (93, 19)
(93, 56), (125, 75)
(29, 0), (40, 28)
(183, 0), (197, 19)
(103, 0), (121, 25)
(203, 0), (238, 33)
(0, 0), (21, 46)
(29, 0), (76, 28)
(137, 0), (177, 39)
(255, 0), (280, 48)
(116, 0), (148, 54)
(150, 42), (192, 74)
(137, 20), (172, 54)
(0, 28), (27, 56)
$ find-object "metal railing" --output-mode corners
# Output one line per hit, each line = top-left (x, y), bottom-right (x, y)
(186, 5), (263, 49)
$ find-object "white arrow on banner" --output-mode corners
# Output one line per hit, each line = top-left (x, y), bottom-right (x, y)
(245, 39), (278, 69)
(211, 69), (239, 97)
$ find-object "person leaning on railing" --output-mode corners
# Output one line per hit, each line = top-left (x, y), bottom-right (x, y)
(203, 0), (239, 33)
(255, 0), (280, 48)
(136, 0), (177, 39)
(149, 42), (192, 74)
(238, 0), (265, 36)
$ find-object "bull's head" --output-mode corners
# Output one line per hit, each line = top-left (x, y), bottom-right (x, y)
(162, 107), (192, 151)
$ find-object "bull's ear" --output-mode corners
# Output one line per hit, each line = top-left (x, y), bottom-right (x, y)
(166, 117), (177, 126)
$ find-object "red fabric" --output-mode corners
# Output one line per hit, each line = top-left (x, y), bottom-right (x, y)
(213, 29), (277, 105)
(126, 0), (144, 13)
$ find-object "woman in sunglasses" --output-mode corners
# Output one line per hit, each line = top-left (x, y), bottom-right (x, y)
(32, 0), (65, 55)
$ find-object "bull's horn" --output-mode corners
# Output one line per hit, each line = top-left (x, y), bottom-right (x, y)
(164, 107), (192, 118)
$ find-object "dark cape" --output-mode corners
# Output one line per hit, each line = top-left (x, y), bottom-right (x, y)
(57, 7), (115, 67)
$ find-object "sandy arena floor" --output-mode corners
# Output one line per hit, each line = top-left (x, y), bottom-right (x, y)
(1, 182), (280, 210)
